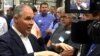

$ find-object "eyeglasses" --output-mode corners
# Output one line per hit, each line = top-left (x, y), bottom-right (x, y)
(56, 11), (61, 13)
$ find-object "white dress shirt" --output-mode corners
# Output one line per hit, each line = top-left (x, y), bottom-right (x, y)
(0, 17), (8, 36)
(12, 26), (34, 54)
(76, 4), (81, 10)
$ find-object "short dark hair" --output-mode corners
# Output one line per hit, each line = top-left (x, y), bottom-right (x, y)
(7, 7), (14, 13)
(40, 2), (48, 8)
(31, 6), (37, 12)
(9, 7), (14, 11)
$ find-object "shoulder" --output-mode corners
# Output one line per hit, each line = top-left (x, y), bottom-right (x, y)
(0, 28), (16, 42)
(34, 14), (41, 18)
(46, 14), (55, 21)
(0, 17), (7, 23)
(34, 14), (41, 20)
(0, 31), (12, 43)
(48, 13), (55, 18)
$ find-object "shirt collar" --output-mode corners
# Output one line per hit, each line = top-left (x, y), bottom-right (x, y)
(12, 26), (28, 37)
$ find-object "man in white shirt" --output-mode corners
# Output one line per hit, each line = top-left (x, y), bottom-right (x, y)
(0, 10), (8, 36)
(0, 4), (60, 56)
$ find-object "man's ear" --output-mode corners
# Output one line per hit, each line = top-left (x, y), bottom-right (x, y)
(13, 16), (19, 23)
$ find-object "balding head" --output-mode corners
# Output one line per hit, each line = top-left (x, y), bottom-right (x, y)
(14, 4), (34, 17)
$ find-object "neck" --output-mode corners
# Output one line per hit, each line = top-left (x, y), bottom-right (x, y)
(14, 25), (29, 37)
(65, 24), (71, 29)
(41, 13), (47, 17)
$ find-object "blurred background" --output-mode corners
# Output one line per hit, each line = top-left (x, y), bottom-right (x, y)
(0, 0), (65, 14)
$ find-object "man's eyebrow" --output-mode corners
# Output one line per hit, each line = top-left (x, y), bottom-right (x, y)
(24, 16), (33, 19)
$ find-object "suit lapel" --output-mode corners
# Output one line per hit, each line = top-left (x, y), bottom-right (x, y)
(29, 35), (40, 52)
(9, 29), (27, 53)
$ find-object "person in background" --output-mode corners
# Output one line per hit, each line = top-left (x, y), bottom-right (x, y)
(0, 10), (8, 36)
(31, 6), (38, 15)
(0, 4), (60, 56)
(34, 2), (55, 44)
(49, 6), (57, 16)
(31, 22), (41, 39)
(30, 6), (42, 39)
(5, 7), (14, 29)
(71, 12), (100, 56)
(47, 13), (80, 56)
(46, 7), (65, 34)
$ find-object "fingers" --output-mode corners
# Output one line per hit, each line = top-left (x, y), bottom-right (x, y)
(56, 43), (74, 51)
(61, 44), (73, 50)
(52, 43), (74, 54)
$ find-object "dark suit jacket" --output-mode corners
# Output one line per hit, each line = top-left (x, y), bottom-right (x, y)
(89, 44), (100, 56)
(0, 29), (45, 56)
(80, 44), (100, 56)
(80, 44), (91, 56)
(71, 20), (93, 56)
(71, 20), (93, 44)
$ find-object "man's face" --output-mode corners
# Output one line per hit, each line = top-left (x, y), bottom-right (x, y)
(60, 14), (72, 27)
(56, 9), (65, 20)
(50, 7), (56, 14)
(14, 6), (34, 36)
(7, 9), (13, 16)
(76, 0), (81, 4)
(40, 4), (49, 13)
(83, 14), (93, 20)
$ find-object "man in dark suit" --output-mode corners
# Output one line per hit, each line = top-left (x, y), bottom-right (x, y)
(71, 12), (100, 56)
(0, 4), (60, 56)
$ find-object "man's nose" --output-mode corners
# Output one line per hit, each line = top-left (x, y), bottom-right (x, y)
(29, 19), (34, 25)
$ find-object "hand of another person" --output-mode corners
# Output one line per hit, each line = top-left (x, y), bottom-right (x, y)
(35, 51), (61, 56)
(52, 43), (74, 52)
(46, 29), (52, 34)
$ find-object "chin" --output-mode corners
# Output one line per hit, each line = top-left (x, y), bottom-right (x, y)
(28, 31), (31, 33)
(26, 31), (31, 34)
